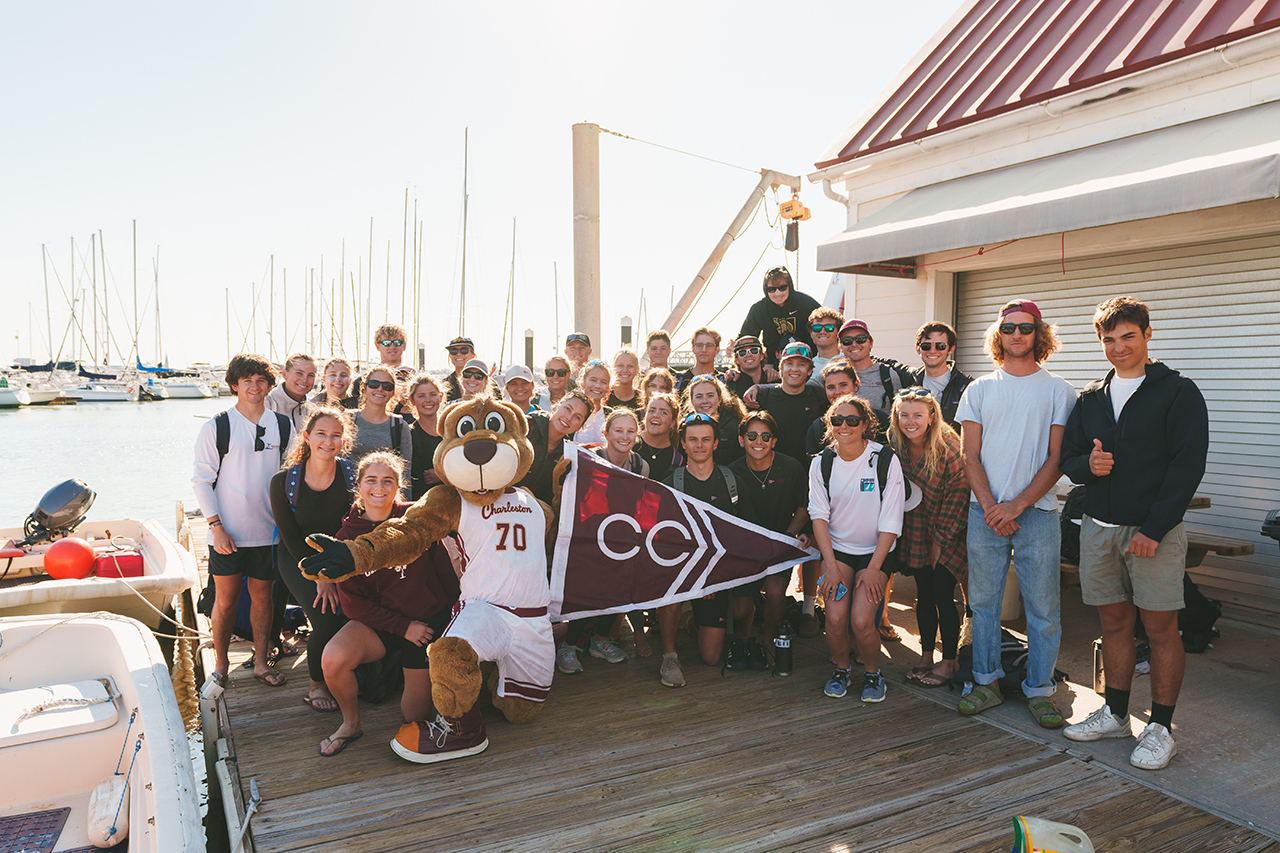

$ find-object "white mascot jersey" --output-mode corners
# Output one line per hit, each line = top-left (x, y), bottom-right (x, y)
(453, 487), (550, 610)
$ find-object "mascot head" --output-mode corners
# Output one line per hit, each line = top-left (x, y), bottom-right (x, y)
(434, 396), (535, 506)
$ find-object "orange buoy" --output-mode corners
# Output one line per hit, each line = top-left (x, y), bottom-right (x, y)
(44, 537), (97, 579)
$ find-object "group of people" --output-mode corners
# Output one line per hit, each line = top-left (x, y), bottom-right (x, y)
(193, 265), (1208, 772)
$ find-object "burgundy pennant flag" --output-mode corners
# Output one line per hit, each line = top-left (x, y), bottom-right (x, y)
(549, 443), (817, 621)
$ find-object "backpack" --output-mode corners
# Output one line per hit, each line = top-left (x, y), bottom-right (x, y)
(213, 410), (292, 488)
(284, 459), (356, 509)
(818, 444), (913, 507)
(672, 465), (739, 506)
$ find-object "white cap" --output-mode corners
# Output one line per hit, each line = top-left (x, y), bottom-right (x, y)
(502, 364), (535, 386)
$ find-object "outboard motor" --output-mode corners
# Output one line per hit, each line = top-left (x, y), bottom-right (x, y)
(18, 479), (96, 547)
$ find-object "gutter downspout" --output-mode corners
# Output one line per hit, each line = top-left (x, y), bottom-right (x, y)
(821, 178), (849, 209)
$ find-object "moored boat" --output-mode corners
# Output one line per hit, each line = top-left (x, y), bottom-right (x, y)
(0, 518), (199, 629)
(0, 612), (204, 851)
(0, 386), (31, 408)
(164, 380), (214, 398)
(66, 383), (140, 402)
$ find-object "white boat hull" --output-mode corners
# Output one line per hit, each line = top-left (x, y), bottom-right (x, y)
(0, 613), (205, 852)
(165, 382), (214, 399)
(0, 519), (199, 629)
(24, 387), (61, 405)
(0, 387), (30, 408)
(67, 383), (139, 402)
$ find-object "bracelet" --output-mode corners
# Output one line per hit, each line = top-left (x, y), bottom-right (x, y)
(209, 520), (223, 528)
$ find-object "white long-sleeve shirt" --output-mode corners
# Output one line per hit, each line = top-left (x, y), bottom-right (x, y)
(192, 407), (286, 547)
(807, 441), (905, 555)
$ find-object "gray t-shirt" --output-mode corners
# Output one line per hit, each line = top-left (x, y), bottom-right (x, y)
(955, 367), (1078, 511)
(351, 411), (411, 462)
(922, 368), (950, 401)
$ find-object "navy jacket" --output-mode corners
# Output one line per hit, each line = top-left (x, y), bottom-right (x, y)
(1060, 360), (1208, 543)
(908, 365), (974, 431)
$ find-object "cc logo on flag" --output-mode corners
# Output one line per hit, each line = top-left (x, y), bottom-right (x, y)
(597, 514), (694, 567)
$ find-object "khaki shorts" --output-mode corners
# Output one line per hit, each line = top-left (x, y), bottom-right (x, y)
(1079, 516), (1186, 611)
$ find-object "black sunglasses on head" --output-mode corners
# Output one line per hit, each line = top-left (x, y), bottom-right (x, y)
(840, 335), (869, 346)
(743, 430), (773, 442)
(366, 379), (396, 391)
(811, 323), (838, 333)
(918, 341), (949, 351)
(829, 414), (863, 427)
(566, 335), (590, 345)
(999, 322), (1036, 336)
(897, 387), (932, 399)
(683, 412), (715, 425)
(378, 339), (404, 347)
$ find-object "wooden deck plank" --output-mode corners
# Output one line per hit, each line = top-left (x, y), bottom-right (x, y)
(219, 633), (1279, 853)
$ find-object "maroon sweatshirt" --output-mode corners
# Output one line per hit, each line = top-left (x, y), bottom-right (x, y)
(335, 502), (461, 637)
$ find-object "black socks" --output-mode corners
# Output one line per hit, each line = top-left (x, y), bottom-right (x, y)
(1105, 686), (1130, 719)
(1150, 702), (1175, 730)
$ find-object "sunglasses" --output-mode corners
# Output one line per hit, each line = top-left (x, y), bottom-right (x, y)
(692, 342), (718, 350)
(999, 323), (1036, 336)
(366, 379), (396, 391)
(743, 431), (773, 442)
(683, 412), (715, 425)
(735, 346), (762, 356)
(566, 335), (590, 345)
(585, 359), (607, 368)
(254, 423), (267, 452)
(461, 370), (487, 381)
(545, 368), (569, 378)
(829, 414), (864, 427)
(918, 341), (949, 351)
(765, 284), (789, 293)
(447, 346), (472, 356)
(840, 335), (869, 346)
(897, 387), (932, 399)
(811, 323), (838, 333)
(378, 339), (405, 347)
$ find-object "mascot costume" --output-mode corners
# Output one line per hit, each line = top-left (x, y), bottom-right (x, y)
(302, 396), (555, 764)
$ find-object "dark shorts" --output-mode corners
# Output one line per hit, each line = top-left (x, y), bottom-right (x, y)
(373, 608), (452, 670)
(732, 577), (764, 598)
(832, 551), (875, 575)
(691, 590), (730, 630)
(208, 544), (278, 582)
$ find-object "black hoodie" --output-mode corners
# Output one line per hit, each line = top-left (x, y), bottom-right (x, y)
(1060, 360), (1208, 543)
(739, 290), (821, 363)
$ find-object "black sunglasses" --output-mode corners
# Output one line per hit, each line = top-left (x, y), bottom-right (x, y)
(461, 370), (487, 381)
(829, 414), (863, 427)
(366, 379), (396, 391)
(735, 346), (762, 356)
(545, 368), (569, 378)
(378, 339), (404, 347)
(840, 335), (869, 346)
(743, 430), (773, 442)
(811, 323), (838, 333)
(765, 284), (789, 293)
(918, 341), (949, 351)
(254, 423), (267, 452)
(897, 387), (932, 399)
(446, 345), (472, 355)
(999, 323), (1036, 336)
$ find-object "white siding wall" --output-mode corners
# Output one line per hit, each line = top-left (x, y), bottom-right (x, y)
(955, 234), (1280, 621)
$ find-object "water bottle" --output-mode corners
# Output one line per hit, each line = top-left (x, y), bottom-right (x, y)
(774, 620), (793, 677)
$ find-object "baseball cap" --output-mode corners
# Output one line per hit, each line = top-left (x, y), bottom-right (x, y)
(502, 364), (534, 386)
(734, 335), (763, 351)
(565, 332), (592, 347)
(999, 299), (1042, 320)
(446, 336), (475, 350)
(462, 358), (490, 375)
(839, 318), (871, 337)
(779, 341), (814, 362)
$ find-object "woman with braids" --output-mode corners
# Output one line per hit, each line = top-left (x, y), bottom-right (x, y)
(683, 374), (746, 466)
(887, 387), (969, 688)
(269, 405), (357, 714)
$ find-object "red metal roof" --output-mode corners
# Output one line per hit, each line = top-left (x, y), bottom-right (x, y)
(817, 0), (1280, 170)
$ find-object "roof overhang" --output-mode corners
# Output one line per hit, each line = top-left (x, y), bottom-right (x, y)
(817, 100), (1280, 276)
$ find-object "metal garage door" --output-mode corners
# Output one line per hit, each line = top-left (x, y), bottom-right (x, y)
(954, 233), (1280, 621)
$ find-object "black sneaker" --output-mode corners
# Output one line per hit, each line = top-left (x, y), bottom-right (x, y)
(725, 638), (747, 670)
(745, 638), (768, 671)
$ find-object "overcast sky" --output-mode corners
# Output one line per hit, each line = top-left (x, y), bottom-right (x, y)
(0, 1), (961, 370)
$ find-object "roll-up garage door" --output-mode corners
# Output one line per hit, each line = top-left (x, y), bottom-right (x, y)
(954, 233), (1280, 621)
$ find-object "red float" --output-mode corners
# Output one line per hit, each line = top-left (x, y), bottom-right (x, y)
(43, 537), (97, 580)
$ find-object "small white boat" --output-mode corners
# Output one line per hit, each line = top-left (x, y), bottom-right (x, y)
(164, 381), (214, 399)
(0, 612), (205, 851)
(0, 519), (199, 629)
(66, 383), (139, 402)
(0, 386), (30, 408)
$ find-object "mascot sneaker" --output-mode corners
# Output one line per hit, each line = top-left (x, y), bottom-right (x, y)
(391, 708), (489, 764)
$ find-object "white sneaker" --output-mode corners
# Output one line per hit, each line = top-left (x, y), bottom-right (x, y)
(1130, 722), (1177, 770)
(1063, 704), (1131, 742)
(556, 643), (583, 674)
(660, 652), (685, 688)
(588, 635), (627, 664)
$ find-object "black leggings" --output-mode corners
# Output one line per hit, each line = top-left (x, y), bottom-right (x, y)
(914, 564), (960, 661)
(276, 551), (349, 683)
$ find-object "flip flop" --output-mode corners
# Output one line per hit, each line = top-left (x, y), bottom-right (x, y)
(958, 683), (1003, 716)
(319, 730), (363, 757)
(878, 625), (902, 642)
(253, 670), (288, 688)
(1028, 696), (1064, 729)
(907, 669), (952, 688)
(303, 694), (339, 713)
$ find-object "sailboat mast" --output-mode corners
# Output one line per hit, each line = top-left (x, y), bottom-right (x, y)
(91, 233), (98, 366)
(132, 220), (138, 364)
(70, 237), (76, 363)
(553, 262), (560, 351)
(42, 244), (52, 365)
(459, 128), (468, 337)
(411, 197), (418, 340)
(154, 248), (161, 365)
(99, 230), (109, 366)
(400, 191), (407, 323)
(269, 255), (275, 362)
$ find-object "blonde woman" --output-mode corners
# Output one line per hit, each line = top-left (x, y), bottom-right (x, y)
(607, 348), (642, 410)
(594, 408), (650, 476)
(573, 360), (613, 445)
(312, 358), (354, 406)
(350, 365), (412, 461)
(635, 392), (683, 483)
(683, 374), (746, 466)
(269, 405), (356, 712)
(407, 373), (445, 500)
(537, 355), (573, 411)
(888, 388), (969, 688)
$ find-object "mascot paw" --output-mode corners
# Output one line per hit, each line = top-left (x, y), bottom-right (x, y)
(492, 694), (542, 725)
(428, 637), (482, 718)
(300, 534), (357, 582)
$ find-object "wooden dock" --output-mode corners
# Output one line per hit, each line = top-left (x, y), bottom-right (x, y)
(216, 633), (1279, 853)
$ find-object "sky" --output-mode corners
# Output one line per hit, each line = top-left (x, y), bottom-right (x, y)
(0, 2), (962, 371)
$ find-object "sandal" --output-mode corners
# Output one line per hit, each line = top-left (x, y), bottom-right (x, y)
(958, 683), (1003, 716)
(303, 693), (339, 713)
(253, 670), (288, 688)
(319, 730), (363, 757)
(907, 669), (951, 688)
(879, 624), (902, 642)
(1028, 696), (1064, 729)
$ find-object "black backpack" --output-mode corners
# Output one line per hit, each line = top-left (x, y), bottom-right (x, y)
(212, 410), (292, 487)
(818, 444), (913, 507)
